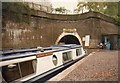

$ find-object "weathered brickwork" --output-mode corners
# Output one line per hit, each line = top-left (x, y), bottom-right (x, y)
(2, 10), (119, 49)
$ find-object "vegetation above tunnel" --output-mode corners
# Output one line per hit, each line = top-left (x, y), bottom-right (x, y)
(2, 2), (34, 24)
(2, 2), (120, 25)
(75, 2), (120, 24)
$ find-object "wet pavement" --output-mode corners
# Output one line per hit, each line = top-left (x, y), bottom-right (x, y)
(60, 50), (118, 81)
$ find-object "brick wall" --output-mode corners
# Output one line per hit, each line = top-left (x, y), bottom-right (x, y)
(2, 9), (119, 49)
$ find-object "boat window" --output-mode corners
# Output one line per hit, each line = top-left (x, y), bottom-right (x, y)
(52, 55), (57, 66)
(62, 51), (72, 63)
(2, 63), (21, 82)
(76, 48), (82, 56)
(20, 60), (35, 77)
(2, 59), (36, 82)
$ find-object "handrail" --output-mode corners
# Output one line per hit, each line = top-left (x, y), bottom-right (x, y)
(23, 2), (53, 13)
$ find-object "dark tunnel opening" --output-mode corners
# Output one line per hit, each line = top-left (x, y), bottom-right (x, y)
(58, 35), (80, 45)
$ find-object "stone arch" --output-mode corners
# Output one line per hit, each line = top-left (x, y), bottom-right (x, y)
(55, 32), (83, 46)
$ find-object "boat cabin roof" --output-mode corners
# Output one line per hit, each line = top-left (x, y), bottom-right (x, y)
(0, 44), (81, 61)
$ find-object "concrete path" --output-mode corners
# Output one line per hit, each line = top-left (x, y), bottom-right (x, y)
(48, 50), (118, 81)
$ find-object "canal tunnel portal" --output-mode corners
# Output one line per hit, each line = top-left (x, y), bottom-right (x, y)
(57, 35), (80, 45)
(55, 31), (82, 46)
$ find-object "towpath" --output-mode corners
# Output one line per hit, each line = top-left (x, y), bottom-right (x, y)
(48, 50), (118, 81)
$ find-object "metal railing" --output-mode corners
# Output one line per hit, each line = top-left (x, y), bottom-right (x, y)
(22, 2), (72, 14)
(23, 2), (54, 13)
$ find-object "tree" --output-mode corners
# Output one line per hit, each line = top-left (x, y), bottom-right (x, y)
(76, 2), (119, 23)
(2, 2), (33, 24)
(75, 2), (87, 13)
(76, 2), (106, 13)
(104, 2), (118, 17)
(54, 7), (68, 14)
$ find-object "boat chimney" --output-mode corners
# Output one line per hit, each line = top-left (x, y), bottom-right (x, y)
(37, 47), (44, 52)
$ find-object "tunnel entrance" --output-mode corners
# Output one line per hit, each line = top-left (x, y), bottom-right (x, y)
(55, 30), (82, 45)
(58, 35), (80, 45)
